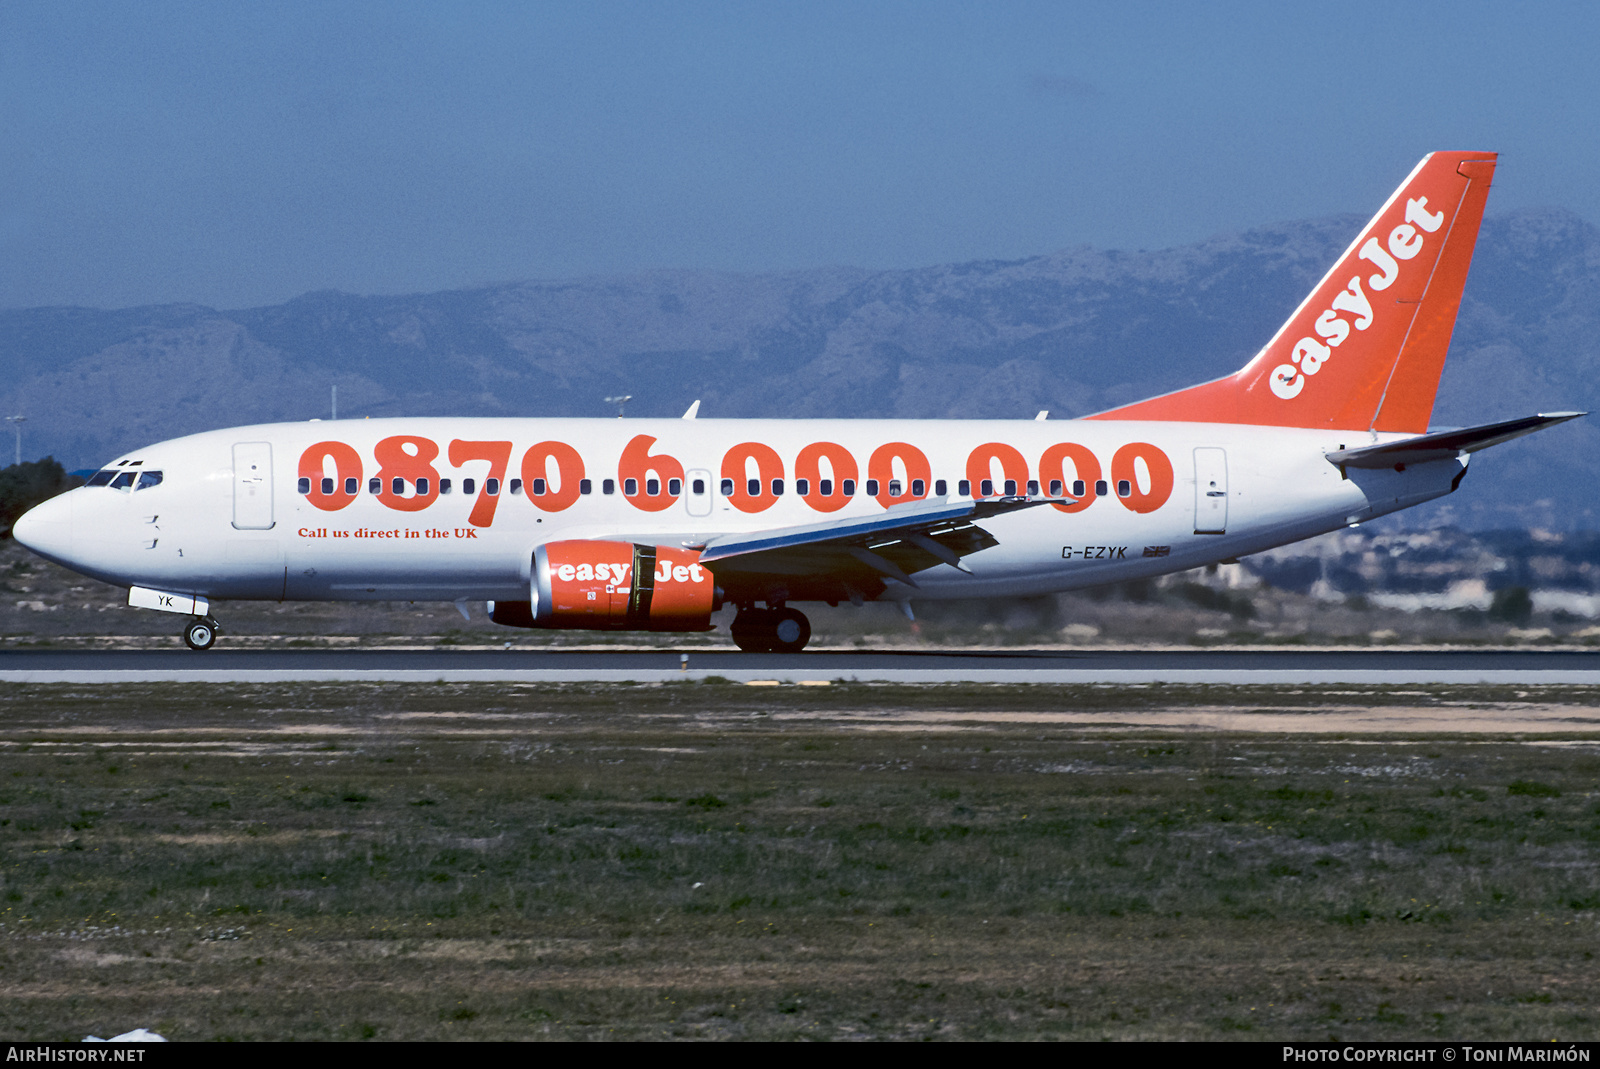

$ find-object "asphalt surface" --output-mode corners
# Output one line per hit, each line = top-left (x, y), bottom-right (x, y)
(4, 647), (1600, 684)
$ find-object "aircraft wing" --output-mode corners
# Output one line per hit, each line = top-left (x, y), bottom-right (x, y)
(1325, 412), (1585, 470)
(696, 496), (1052, 599)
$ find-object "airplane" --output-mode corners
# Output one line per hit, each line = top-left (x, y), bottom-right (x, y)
(11, 151), (1585, 653)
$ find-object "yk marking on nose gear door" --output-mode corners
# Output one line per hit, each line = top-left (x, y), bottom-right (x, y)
(1194, 447), (1228, 535)
(232, 442), (275, 530)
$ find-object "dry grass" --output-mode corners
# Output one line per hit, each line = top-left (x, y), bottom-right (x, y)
(1, 681), (1599, 1040)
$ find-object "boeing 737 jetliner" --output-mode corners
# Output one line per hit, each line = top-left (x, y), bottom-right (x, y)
(12, 152), (1584, 651)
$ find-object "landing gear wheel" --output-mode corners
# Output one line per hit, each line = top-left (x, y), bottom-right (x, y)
(730, 607), (811, 653)
(731, 608), (774, 653)
(769, 607), (811, 654)
(183, 616), (218, 651)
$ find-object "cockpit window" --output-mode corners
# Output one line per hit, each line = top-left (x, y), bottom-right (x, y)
(109, 471), (136, 490)
(136, 471), (163, 490)
(86, 470), (116, 487)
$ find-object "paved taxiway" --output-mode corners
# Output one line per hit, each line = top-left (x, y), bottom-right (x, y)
(4, 648), (1600, 684)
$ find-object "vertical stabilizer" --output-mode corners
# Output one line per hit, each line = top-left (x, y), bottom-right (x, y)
(1089, 152), (1497, 432)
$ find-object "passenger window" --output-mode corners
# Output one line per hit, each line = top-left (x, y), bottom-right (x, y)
(509, 479), (521, 495)
(462, 478), (476, 496)
(438, 478), (450, 495)
(486, 478), (500, 496)
(692, 478), (705, 495)
(392, 477), (405, 495)
(720, 478), (734, 497)
(345, 477), (359, 495)
(417, 477), (430, 495)
(958, 480), (971, 496)
(370, 478), (383, 494)
(887, 479), (900, 496)
(1095, 480), (1108, 496)
(771, 479), (783, 496)
(1004, 479), (1017, 496)
(603, 479), (616, 495)
(911, 479), (925, 497)
(842, 479), (856, 496)
(1073, 479), (1086, 497)
(298, 477), (311, 494)
(1027, 480), (1039, 496)
(935, 479), (946, 496)
(819, 479), (832, 497)
(668, 478), (682, 496)
(532, 478), (547, 496)
(321, 477), (334, 496)
(1117, 479), (1132, 498)
(645, 478), (659, 496)
(579, 479), (593, 495)
(624, 478), (639, 496)
(866, 479), (879, 496)
(110, 471), (135, 490)
(746, 479), (760, 497)
(796, 479), (810, 497)
(980, 479), (993, 497)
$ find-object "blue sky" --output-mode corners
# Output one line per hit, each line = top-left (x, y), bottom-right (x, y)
(4, 0), (1597, 310)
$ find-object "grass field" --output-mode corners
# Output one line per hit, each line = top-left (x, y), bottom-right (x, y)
(2, 681), (1599, 1040)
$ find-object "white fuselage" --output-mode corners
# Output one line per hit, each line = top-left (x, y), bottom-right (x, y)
(15, 416), (1466, 609)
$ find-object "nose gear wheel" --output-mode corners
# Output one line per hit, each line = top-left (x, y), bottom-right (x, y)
(182, 616), (219, 651)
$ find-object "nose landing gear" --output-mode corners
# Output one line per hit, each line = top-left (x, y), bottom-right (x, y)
(182, 616), (220, 651)
(730, 606), (811, 653)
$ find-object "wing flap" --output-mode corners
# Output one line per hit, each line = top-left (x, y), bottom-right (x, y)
(697, 496), (1046, 564)
(696, 496), (1049, 597)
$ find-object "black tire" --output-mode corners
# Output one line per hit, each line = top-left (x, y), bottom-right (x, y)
(730, 609), (773, 652)
(183, 618), (217, 651)
(769, 607), (811, 654)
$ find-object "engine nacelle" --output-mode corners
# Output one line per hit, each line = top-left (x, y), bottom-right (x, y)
(502, 541), (716, 632)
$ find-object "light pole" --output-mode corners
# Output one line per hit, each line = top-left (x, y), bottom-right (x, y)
(5, 416), (23, 467)
(604, 395), (632, 419)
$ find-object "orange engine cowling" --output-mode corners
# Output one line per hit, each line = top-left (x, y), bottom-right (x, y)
(529, 540), (716, 631)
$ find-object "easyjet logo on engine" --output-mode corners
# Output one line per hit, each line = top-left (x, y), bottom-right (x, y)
(298, 435), (1176, 525)
(1269, 196), (1445, 401)
(551, 560), (707, 586)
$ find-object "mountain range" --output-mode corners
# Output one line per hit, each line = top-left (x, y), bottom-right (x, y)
(3, 207), (1597, 529)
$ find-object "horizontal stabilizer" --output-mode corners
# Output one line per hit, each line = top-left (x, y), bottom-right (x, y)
(1325, 412), (1585, 469)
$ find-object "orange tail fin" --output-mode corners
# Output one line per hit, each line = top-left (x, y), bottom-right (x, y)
(1089, 152), (1497, 433)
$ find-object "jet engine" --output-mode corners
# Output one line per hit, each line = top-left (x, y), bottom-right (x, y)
(491, 540), (717, 631)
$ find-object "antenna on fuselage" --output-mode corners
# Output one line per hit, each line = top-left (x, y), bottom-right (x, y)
(605, 395), (633, 419)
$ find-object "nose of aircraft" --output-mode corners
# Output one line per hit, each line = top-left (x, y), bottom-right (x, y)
(11, 492), (75, 565)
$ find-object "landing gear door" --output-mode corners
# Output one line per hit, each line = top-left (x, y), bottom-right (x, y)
(1194, 447), (1228, 534)
(685, 468), (713, 518)
(232, 442), (275, 530)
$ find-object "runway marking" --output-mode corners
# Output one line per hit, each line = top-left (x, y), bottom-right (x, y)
(8, 669), (1600, 686)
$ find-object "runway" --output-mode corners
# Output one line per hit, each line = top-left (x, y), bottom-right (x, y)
(5, 647), (1600, 685)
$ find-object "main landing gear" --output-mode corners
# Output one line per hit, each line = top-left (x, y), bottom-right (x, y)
(731, 606), (811, 653)
(182, 615), (220, 651)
